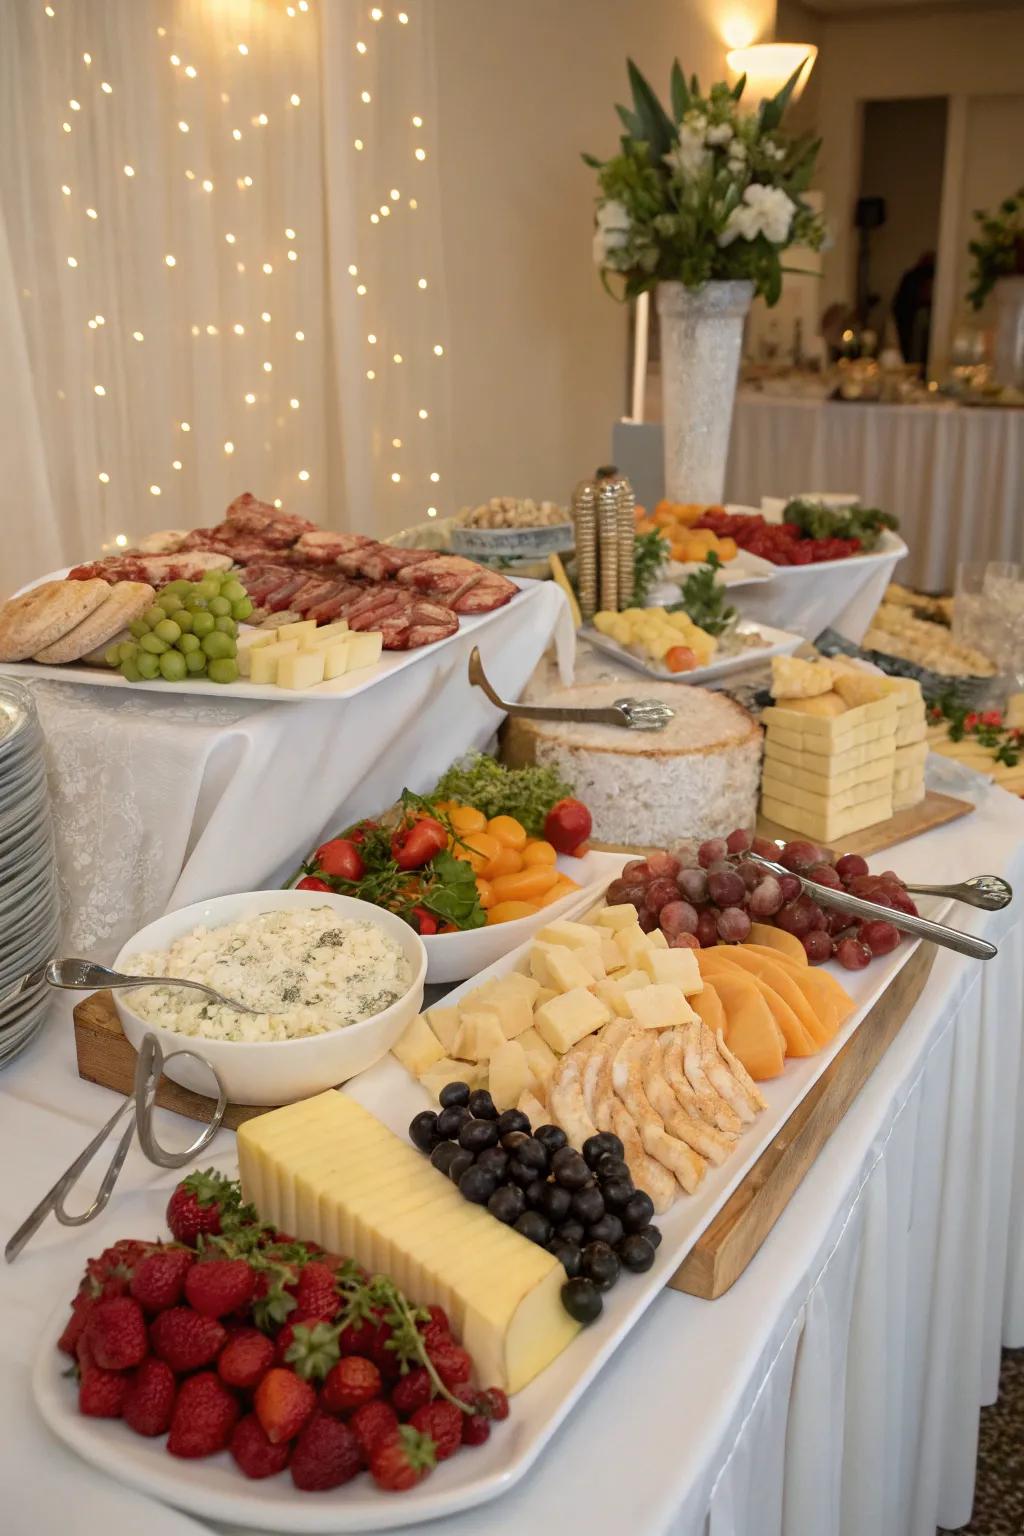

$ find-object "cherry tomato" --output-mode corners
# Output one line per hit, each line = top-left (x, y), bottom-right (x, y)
(410, 905), (439, 936)
(346, 820), (378, 846)
(665, 646), (698, 674)
(296, 876), (332, 892)
(391, 817), (447, 871)
(544, 797), (592, 855)
(314, 838), (365, 882)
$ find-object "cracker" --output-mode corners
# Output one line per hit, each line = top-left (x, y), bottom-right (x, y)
(0, 579), (110, 662)
(35, 581), (155, 664)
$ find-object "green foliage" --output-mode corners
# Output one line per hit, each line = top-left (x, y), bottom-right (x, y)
(430, 753), (572, 837)
(782, 499), (899, 551)
(667, 551), (736, 636)
(966, 187), (1024, 310)
(633, 528), (670, 605)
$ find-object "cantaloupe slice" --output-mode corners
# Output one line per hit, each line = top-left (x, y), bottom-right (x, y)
(698, 950), (820, 1056)
(741, 945), (855, 1034)
(702, 949), (833, 1049)
(702, 969), (786, 1080)
(690, 977), (727, 1036)
(747, 922), (808, 965)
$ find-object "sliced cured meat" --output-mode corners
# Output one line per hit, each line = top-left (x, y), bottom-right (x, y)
(223, 491), (278, 530)
(289, 579), (343, 616)
(263, 574), (319, 612)
(348, 600), (406, 631)
(381, 547), (434, 569)
(357, 546), (433, 581)
(449, 574), (518, 614)
(403, 623), (458, 648)
(291, 530), (373, 565)
(394, 555), (483, 593)
(67, 553), (233, 586)
(179, 533), (279, 564)
(239, 566), (293, 603)
(339, 586), (406, 620)
(305, 590), (356, 624)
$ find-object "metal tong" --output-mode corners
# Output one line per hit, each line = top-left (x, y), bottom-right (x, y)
(468, 647), (674, 732)
(5, 1033), (227, 1263)
(747, 852), (998, 961)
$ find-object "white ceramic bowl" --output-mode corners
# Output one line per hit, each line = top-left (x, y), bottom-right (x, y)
(113, 890), (427, 1107)
(419, 849), (626, 983)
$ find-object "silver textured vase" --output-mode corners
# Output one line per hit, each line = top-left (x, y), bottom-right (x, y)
(656, 279), (754, 503)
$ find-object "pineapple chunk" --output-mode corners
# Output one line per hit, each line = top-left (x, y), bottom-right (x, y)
(488, 1040), (535, 1112)
(640, 947), (703, 995)
(623, 984), (697, 1030)
(534, 988), (611, 1054)
(391, 1014), (445, 1077)
(452, 1012), (508, 1063)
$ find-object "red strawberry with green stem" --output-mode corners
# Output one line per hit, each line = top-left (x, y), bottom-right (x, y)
(350, 1399), (399, 1459)
(410, 1400), (462, 1461)
(79, 1367), (128, 1419)
(84, 1296), (149, 1370)
(369, 1425), (436, 1491)
(184, 1257), (256, 1318)
(167, 1371), (240, 1458)
(321, 1355), (381, 1414)
(254, 1367), (317, 1444)
(150, 1307), (227, 1372)
(166, 1169), (246, 1248)
(230, 1414), (292, 1480)
(390, 1366), (432, 1418)
(123, 1357), (177, 1437)
(290, 1410), (364, 1491)
(130, 1247), (195, 1313)
(295, 1261), (339, 1321)
(218, 1328), (275, 1391)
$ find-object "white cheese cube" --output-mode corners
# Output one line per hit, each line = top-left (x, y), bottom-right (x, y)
(277, 649), (327, 690)
(530, 943), (594, 993)
(647, 929), (669, 950)
(391, 1014), (445, 1077)
(595, 977), (632, 1016)
(488, 1040), (534, 1112)
(303, 620), (350, 644)
(418, 1057), (485, 1101)
(639, 947), (703, 995)
(496, 972), (541, 1006)
(452, 1012), (508, 1062)
(250, 640), (299, 684)
(595, 904), (641, 931)
(533, 986), (556, 1009)
(623, 984), (697, 1030)
(319, 639), (353, 681)
(518, 1026), (558, 1085)
(237, 630), (278, 676)
(276, 619), (318, 645)
(614, 925), (653, 968)
(425, 1005), (461, 1055)
(534, 988), (611, 1054)
(574, 945), (607, 981)
(534, 919), (602, 951)
(346, 631), (384, 671)
(599, 934), (622, 971)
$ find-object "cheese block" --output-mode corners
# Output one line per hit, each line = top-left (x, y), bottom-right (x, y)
(895, 717), (927, 747)
(639, 945), (703, 994)
(646, 929), (668, 950)
(894, 739), (929, 771)
(276, 619), (318, 645)
(768, 691), (847, 718)
(770, 655), (835, 699)
(761, 791), (893, 841)
(277, 649), (327, 690)
(595, 904), (642, 932)
(893, 763), (926, 791)
(237, 630), (278, 676)
(614, 925), (654, 968)
(761, 770), (894, 814)
(533, 987), (610, 1053)
(763, 735), (897, 778)
(764, 723), (897, 762)
(760, 755), (893, 798)
(623, 983), (698, 1030)
(418, 1057), (485, 1099)
(893, 783), (926, 811)
(762, 695), (898, 739)
(425, 1005), (460, 1055)
(346, 631), (384, 670)
(453, 1012), (508, 1062)
(518, 1026), (558, 1085)
(530, 943), (594, 993)
(303, 620), (350, 643)
(249, 640), (299, 684)
(534, 919), (602, 951)
(321, 640), (354, 681)
(238, 1093), (578, 1392)
(391, 1014), (445, 1077)
(488, 1039), (534, 1111)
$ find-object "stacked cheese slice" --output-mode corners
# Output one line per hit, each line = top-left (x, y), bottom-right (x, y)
(831, 663), (927, 810)
(237, 618), (384, 689)
(238, 1091), (579, 1393)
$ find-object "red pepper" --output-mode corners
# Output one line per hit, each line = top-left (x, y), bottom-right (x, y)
(390, 817), (447, 871)
(296, 876), (332, 892)
(410, 905), (439, 936)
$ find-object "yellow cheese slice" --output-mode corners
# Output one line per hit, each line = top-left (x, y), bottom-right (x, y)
(346, 631), (384, 670)
(277, 650), (327, 690)
(760, 791), (893, 841)
(763, 695), (898, 739)
(764, 735), (898, 777)
(276, 619), (318, 644)
(760, 769), (894, 814)
(762, 755), (893, 797)
(250, 640), (299, 684)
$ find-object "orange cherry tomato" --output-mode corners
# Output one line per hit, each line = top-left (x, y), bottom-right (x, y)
(475, 877), (494, 910)
(522, 840), (558, 867)
(535, 876), (581, 907)
(449, 805), (487, 836)
(489, 866), (560, 904)
(452, 829), (501, 875)
(665, 646), (698, 674)
(486, 815), (527, 851)
(485, 845), (523, 880)
(486, 900), (540, 925)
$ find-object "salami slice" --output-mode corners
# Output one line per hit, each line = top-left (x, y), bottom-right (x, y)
(290, 579), (343, 615)
(449, 574), (518, 614)
(395, 555), (483, 593)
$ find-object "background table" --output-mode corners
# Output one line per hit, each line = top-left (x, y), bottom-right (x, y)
(15, 581), (572, 961)
(726, 392), (1024, 592)
(2, 775), (1022, 1536)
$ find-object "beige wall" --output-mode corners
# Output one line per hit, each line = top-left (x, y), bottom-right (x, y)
(432, 0), (773, 512)
(954, 93), (1024, 333)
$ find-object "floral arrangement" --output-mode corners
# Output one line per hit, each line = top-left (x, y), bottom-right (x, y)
(586, 60), (824, 305)
(967, 188), (1024, 310)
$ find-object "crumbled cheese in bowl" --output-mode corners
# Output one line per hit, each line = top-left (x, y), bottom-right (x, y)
(125, 906), (412, 1043)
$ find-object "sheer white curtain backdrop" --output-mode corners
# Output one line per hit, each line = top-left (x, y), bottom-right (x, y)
(0, 0), (450, 593)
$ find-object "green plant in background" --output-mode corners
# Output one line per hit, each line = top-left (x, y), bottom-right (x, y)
(585, 59), (824, 306)
(632, 528), (670, 605)
(667, 551), (736, 635)
(967, 188), (1024, 310)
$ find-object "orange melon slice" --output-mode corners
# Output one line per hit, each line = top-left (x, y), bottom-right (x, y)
(690, 977), (727, 1036)
(698, 950), (821, 1056)
(700, 969), (786, 1080)
(741, 945), (855, 1034)
(747, 922), (808, 965)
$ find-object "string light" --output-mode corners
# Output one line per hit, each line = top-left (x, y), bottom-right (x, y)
(427, 507), (438, 518)
(298, 469), (310, 481)
(356, 41), (367, 54)
(62, 123), (71, 134)
(255, 113), (268, 126)
(69, 99), (81, 111)
(185, 65), (197, 79)
(289, 93), (301, 106)
(433, 344), (444, 355)
(233, 323), (245, 335)
(149, 484), (161, 495)
(390, 188), (400, 200)
(132, 330), (144, 341)
(418, 408), (428, 419)
(44, 5), (54, 16)
(170, 54), (181, 67)
(172, 460), (182, 469)
(206, 324), (219, 335)
(356, 284), (367, 295)
(61, 184), (71, 195)
(67, 256), (78, 268)
(98, 472), (109, 483)
(225, 232), (236, 244)
(232, 129), (242, 141)
(95, 314), (105, 325)
(289, 397), (299, 409)
(391, 472), (401, 483)
(414, 148), (426, 161)
(370, 6), (383, 18)
(86, 207), (98, 219)
(417, 277), (428, 289)
(237, 43), (249, 56)
(88, 319), (97, 330)
(380, 206), (390, 218)
(202, 179), (213, 191)
(287, 250), (297, 261)
(429, 472), (440, 482)
(165, 254), (176, 267)
(354, 139), (364, 151)
(178, 120), (190, 133)
(370, 214), (379, 225)
(261, 311), (271, 322)
(392, 437), (402, 448)
(367, 369), (376, 379)
(368, 333), (377, 344)
(285, 227), (296, 240)
(224, 441), (235, 455)
(245, 392), (256, 404)
(298, 0), (308, 10)
(191, 324), (200, 335)
(101, 81), (113, 94)
(295, 329), (305, 340)
(236, 261), (245, 273)
(263, 360), (273, 372)
(399, 12), (409, 23)
(409, 198), (418, 209)
(123, 164), (135, 177)
(185, 169), (196, 180)
(115, 534), (128, 546)
(361, 91), (372, 104)
(412, 115), (423, 127)
(393, 352), (403, 363)
(180, 421), (191, 432)
(348, 265), (358, 276)
(262, 261), (273, 274)
(83, 52), (92, 64)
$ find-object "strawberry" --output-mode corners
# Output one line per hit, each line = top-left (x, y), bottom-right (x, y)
(410, 1400), (462, 1461)
(230, 1413), (292, 1480)
(218, 1328), (275, 1391)
(130, 1247), (195, 1313)
(166, 1169), (240, 1248)
(422, 1304), (450, 1335)
(84, 1296), (148, 1370)
(272, 1314), (317, 1366)
(123, 1357), (176, 1437)
(419, 1318), (450, 1355)
(295, 1262), (338, 1321)
(350, 1399), (400, 1460)
(150, 1307), (227, 1372)
(184, 1257), (256, 1319)
(290, 1410), (364, 1491)
(282, 1320), (342, 1382)
(58, 1294), (95, 1355)
(254, 1367), (316, 1444)
(369, 1425), (437, 1491)
(390, 1366), (432, 1418)
(168, 1371), (240, 1458)
(321, 1355), (381, 1414)
(81, 1239), (151, 1300)
(427, 1340), (472, 1390)
(470, 1386), (509, 1422)
(461, 1412), (491, 1447)
(79, 1367), (128, 1419)
(75, 1331), (97, 1374)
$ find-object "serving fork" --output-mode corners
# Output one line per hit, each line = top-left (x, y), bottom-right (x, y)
(468, 647), (674, 731)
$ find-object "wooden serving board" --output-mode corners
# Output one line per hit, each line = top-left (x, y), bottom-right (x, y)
(74, 950), (935, 1297)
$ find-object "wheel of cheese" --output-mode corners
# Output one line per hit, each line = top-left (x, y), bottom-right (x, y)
(504, 681), (762, 847)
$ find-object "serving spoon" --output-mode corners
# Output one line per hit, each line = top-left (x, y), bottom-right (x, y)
(468, 647), (674, 732)
(9, 958), (262, 1015)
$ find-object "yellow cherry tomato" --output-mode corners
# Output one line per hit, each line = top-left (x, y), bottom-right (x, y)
(489, 866), (560, 904)
(449, 805), (487, 835)
(522, 839), (557, 867)
(475, 876), (494, 910)
(486, 899), (540, 925)
(486, 814), (528, 851)
(535, 876), (581, 907)
(452, 829), (501, 874)
(485, 844), (523, 880)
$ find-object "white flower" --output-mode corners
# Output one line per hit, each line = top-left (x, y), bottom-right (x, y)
(718, 183), (796, 247)
(592, 199), (631, 266)
(706, 121), (734, 147)
(727, 139), (747, 165)
(665, 122), (709, 180)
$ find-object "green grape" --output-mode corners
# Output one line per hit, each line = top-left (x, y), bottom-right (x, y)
(157, 591), (181, 613)
(214, 615), (236, 635)
(153, 618), (182, 644)
(184, 650), (207, 674)
(178, 632), (200, 654)
(121, 658), (143, 682)
(159, 649), (188, 682)
(164, 579), (192, 598)
(222, 579), (246, 603)
(207, 657), (240, 684)
(201, 630), (233, 660)
(183, 594), (208, 614)
(231, 596), (254, 621)
(139, 632), (168, 655)
(195, 579), (221, 601)
(117, 640), (139, 663)
(144, 605), (165, 628)
(104, 644), (121, 668)
(170, 609), (193, 633)
(191, 611), (215, 638)
(128, 617), (149, 639)
(136, 651), (161, 679)
(208, 595), (231, 617)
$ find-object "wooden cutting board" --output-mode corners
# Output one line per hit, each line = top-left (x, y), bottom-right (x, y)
(73, 946), (936, 1297)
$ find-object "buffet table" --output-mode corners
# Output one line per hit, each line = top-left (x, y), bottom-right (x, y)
(3, 779), (1022, 1536)
(725, 392), (1024, 592)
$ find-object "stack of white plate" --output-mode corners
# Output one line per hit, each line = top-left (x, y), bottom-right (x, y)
(0, 679), (60, 1066)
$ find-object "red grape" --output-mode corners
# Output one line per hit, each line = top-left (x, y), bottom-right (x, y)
(695, 909), (720, 947)
(827, 908), (855, 937)
(660, 899), (699, 938)
(808, 864), (842, 890)
(645, 878), (681, 914)
(677, 867), (709, 905)
(778, 874), (802, 903)
(848, 874), (879, 897)
(779, 840), (822, 872)
(707, 859), (733, 877)
(835, 853), (868, 882)
(708, 869), (746, 907)
(749, 875), (784, 917)
(858, 920), (900, 956)
(888, 891), (918, 916)
(716, 906), (751, 943)
(697, 838), (728, 868)
(669, 931), (700, 950)
(725, 828), (752, 855)
(736, 859), (762, 890)
(836, 938), (871, 970)
(751, 836), (780, 859)
(606, 879), (645, 909)
(645, 850), (680, 880)
(802, 899), (829, 932)
(621, 859), (649, 883)
(802, 931), (834, 964)
(637, 907), (658, 933)
(776, 901), (813, 937)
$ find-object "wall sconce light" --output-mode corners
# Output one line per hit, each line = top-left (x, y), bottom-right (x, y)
(726, 43), (818, 105)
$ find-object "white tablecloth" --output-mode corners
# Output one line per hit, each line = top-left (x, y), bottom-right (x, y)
(2, 779), (1022, 1536)
(16, 581), (572, 961)
(726, 393), (1024, 592)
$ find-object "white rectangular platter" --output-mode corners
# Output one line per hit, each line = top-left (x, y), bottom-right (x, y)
(33, 894), (949, 1533)
(1, 575), (543, 704)
(581, 619), (802, 683)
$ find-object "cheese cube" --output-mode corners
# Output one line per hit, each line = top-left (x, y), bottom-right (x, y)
(530, 943), (594, 993)
(595, 976), (632, 1016)
(452, 1012), (508, 1062)
(534, 919), (602, 951)
(425, 1005), (460, 1055)
(614, 925), (653, 968)
(533, 986), (556, 1009)
(496, 972), (541, 1006)
(391, 1013), (445, 1077)
(640, 946), (703, 994)
(771, 655), (835, 699)
(518, 1026), (558, 1086)
(488, 1040), (534, 1112)
(599, 934), (622, 971)
(304, 620), (350, 644)
(346, 631), (384, 671)
(418, 1057), (485, 1100)
(249, 640), (299, 684)
(276, 619), (318, 645)
(617, 968), (650, 993)
(534, 987), (610, 1054)
(623, 984), (697, 1030)
(478, 988), (533, 1041)
(596, 904), (642, 932)
(647, 929), (668, 950)
(236, 630), (278, 676)
(574, 944), (607, 981)
(277, 649), (327, 690)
